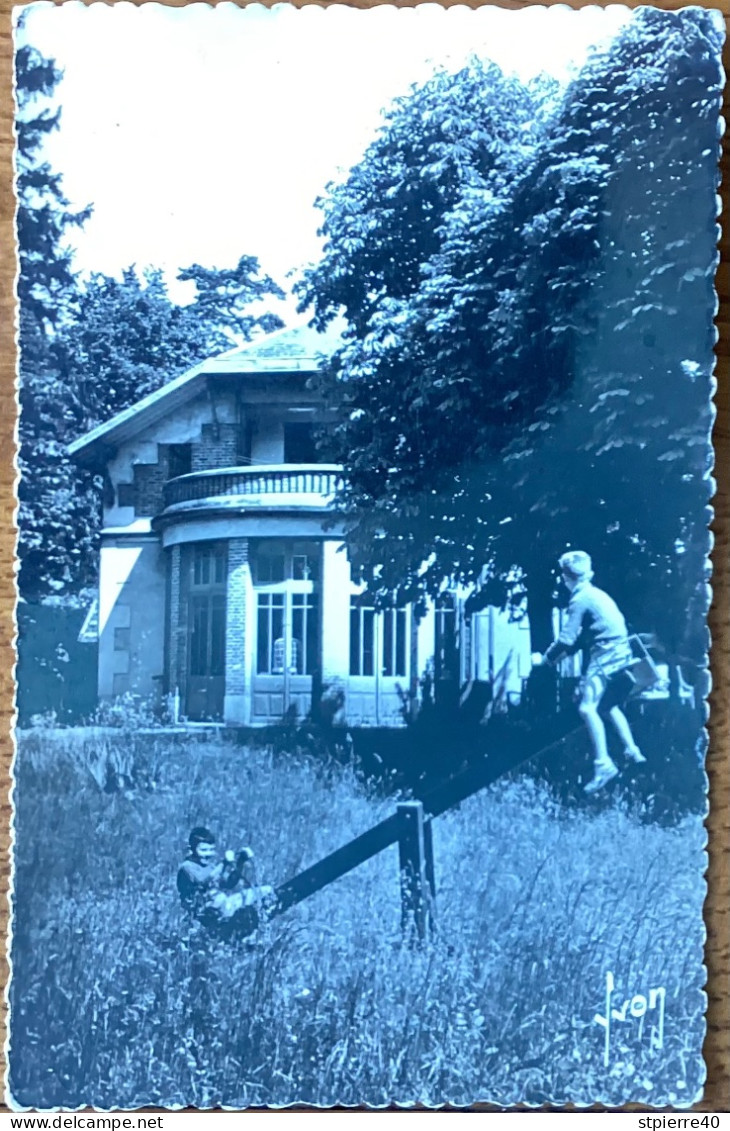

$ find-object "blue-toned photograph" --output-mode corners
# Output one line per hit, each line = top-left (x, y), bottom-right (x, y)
(9, 3), (723, 1109)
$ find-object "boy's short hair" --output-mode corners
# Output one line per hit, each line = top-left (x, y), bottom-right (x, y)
(189, 826), (216, 851)
(559, 550), (593, 582)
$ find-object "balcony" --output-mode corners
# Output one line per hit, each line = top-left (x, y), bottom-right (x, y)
(159, 464), (343, 519)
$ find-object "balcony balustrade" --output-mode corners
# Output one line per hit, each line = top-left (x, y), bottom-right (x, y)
(162, 464), (342, 512)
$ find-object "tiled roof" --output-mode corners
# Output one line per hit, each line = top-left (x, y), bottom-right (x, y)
(217, 319), (344, 365)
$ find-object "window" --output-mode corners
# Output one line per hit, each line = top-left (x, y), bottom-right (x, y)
(167, 443), (192, 480)
(192, 542), (226, 587)
(434, 596), (459, 681)
(190, 594), (226, 677)
(292, 552), (317, 581)
(188, 544), (227, 677)
(292, 542), (320, 582)
(254, 549), (286, 584)
(350, 601), (376, 676)
(256, 592), (319, 675)
(257, 593), (285, 674)
(284, 422), (317, 463)
(251, 542), (319, 584)
(253, 542), (320, 678)
(349, 599), (407, 678)
(382, 607), (407, 677)
(292, 593), (319, 675)
(117, 483), (135, 509)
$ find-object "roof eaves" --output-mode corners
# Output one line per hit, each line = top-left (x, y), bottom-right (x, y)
(201, 354), (323, 375)
(68, 358), (211, 458)
(68, 320), (342, 462)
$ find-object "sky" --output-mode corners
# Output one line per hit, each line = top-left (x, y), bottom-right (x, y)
(18, 2), (631, 317)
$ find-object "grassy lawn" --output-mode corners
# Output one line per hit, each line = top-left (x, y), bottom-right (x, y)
(9, 730), (706, 1109)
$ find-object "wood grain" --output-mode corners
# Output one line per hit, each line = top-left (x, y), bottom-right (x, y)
(0, 0), (727, 1112)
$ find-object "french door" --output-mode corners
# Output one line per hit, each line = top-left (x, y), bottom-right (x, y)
(251, 541), (320, 723)
(348, 598), (409, 725)
(185, 542), (227, 721)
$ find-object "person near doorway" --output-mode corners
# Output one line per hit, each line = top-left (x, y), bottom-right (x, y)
(532, 550), (646, 794)
(177, 826), (275, 939)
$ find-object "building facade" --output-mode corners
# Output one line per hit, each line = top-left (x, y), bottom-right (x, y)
(70, 324), (534, 727)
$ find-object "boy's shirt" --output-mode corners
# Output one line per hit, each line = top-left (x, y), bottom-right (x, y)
(545, 580), (629, 665)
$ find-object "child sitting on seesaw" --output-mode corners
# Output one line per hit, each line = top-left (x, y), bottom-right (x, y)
(177, 825), (275, 940)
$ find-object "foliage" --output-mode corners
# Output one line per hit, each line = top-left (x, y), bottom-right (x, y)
(298, 60), (550, 602)
(14, 37), (99, 599)
(299, 11), (722, 659)
(492, 7), (722, 657)
(178, 256), (286, 348)
(88, 691), (168, 734)
(14, 38), (286, 600)
(54, 263), (284, 436)
(9, 733), (705, 1107)
(14, 40), (91, 351)
(15, 601), (98, 725)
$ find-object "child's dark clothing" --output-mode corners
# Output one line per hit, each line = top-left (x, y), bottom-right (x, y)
(177, 852), (261, 938)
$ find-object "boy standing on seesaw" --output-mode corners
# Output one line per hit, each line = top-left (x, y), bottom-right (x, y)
(532, 550), (646, 794)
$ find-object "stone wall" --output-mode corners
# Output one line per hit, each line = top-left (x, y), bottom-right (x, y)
(98, 538), (166, 702)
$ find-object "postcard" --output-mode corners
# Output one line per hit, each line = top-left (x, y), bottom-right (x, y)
(9, 2), (724, 1109)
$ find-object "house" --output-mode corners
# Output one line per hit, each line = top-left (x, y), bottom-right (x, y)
(69, 323), (533, 727)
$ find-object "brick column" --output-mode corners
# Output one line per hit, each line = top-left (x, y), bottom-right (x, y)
(320, 539), (351, 726)
(167, 544), (183, 703)
(224, 538), (251, 725)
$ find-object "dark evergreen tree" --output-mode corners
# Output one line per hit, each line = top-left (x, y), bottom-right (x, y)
(15, 37), (96, 600)
(177, 256), (285, 347)
(14, 43), (91, 345)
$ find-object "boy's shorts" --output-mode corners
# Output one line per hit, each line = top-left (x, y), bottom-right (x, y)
(580, 643), (634, 708)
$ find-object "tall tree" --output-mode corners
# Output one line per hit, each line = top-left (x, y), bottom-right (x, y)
(14, 37), (96, 599)
(15, 41), (91, 362)
(483, 7), (722, 657)
(297, 60), (606, 615)
(299, 11), (721, 662)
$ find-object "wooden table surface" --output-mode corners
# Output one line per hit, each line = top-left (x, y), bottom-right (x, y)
(0, 0), (727, 1112)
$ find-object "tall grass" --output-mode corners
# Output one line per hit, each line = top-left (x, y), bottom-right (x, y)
(9, 731), (706, 1109)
